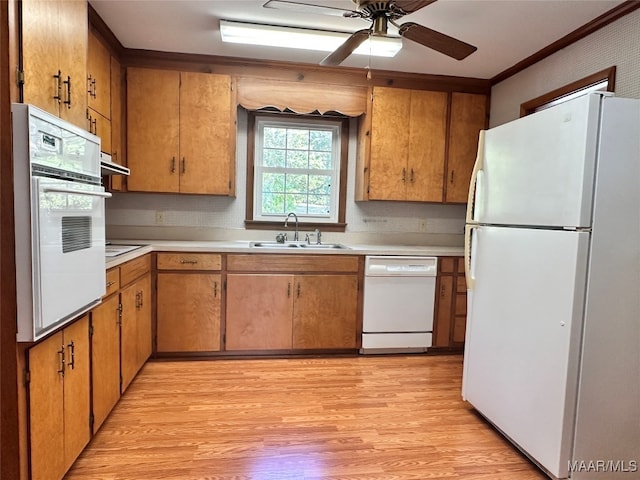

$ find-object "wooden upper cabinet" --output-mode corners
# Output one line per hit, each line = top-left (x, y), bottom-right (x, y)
(87, 30), (111, 119)
(445, 92), (487, 203)
(127, 67), (180, 192)
(126, 67), (236, 195)
(21, 0), (88, 128)
(368, 86), (447, 202)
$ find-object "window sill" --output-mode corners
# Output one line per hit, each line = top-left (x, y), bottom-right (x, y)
(244, 220), (346, 233)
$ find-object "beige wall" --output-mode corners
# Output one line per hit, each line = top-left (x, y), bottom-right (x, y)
(490, 9), (640, 127)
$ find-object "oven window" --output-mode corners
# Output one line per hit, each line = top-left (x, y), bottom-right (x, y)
(61, 216), (92, 253)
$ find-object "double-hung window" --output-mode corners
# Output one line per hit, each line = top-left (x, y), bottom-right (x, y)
(252, 114), (344, 224)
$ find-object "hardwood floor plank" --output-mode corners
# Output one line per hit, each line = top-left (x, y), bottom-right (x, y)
(64, 356), (546, 480)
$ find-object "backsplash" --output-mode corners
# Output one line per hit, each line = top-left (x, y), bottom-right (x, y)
(106, 115), (466, 246)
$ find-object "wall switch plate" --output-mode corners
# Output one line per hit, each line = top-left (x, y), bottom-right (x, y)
(155, 211), (165, 225)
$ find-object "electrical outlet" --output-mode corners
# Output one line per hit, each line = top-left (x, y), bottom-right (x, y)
(155, 211), (165, 225)
(418, 219), (427, 232)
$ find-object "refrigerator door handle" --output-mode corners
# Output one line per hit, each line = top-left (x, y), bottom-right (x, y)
(466, 130), (486, 225)
(464, 224), (478, 291)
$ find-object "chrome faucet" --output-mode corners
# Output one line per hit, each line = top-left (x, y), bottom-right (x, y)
(284, 212), (299, 241)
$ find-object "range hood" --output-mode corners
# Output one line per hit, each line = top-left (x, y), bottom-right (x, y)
(100, 152), (130, 176)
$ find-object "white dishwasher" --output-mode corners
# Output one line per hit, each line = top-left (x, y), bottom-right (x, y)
(361, 256), (437, 354)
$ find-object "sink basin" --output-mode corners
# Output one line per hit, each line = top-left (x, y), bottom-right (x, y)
(249, 241), (349, 250)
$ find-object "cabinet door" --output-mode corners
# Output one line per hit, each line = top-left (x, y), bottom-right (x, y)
(433, 274), (454, 347)
(127, 67), (180, 192)
(369, 87), (410, 200)
(110, 56), (124, 191)
(120, 282), (138, 392)
(91, 295), (121, 433)
(226, 274), (294, 350)
(179, 72), (233, 194)
(136, 274), (153, 365)
(62, 315), (90, 472)
(406, 90), (447, 202)
(57, 0), (87, 128)
(292, 275), (358, 349)
(87, 30), (111, 118)
(445, 93), (487, 203)
(89, 108), (112, 153)
(21, 0), (62, 118)
(157, 273), (221, 352)
(28, 331), (65, 480)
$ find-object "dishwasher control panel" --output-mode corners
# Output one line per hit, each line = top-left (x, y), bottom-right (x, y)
(365, 256), (437, 276)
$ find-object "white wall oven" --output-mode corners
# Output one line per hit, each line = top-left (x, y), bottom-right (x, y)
(13, 104), (110, 342)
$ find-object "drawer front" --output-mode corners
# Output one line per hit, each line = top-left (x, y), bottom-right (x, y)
(157, 253), (222, 271)
(105, 268), (120, 297)
(120, 254), (151, 286)
(227, 254), (360, 273)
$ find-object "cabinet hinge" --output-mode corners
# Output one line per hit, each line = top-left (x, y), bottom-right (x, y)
(89, 413), (94, 431)
(24, 370), (30, 385)
(16, 68), (25, 87)
(89, 324), (94, 337)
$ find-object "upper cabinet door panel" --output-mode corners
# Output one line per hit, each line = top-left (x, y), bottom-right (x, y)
(127, 67), (180, 193)
(87, 31), (111, 119)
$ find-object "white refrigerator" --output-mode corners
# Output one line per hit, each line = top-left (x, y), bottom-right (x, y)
(462, 92), (640, 479)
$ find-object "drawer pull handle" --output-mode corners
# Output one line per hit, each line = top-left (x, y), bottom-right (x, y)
(106, 280), (116, 288)
(214, 281), (218, 298)
(180, 259), (198, 265)
(67, 341), (75, 370)
(57, 346), (65, 376)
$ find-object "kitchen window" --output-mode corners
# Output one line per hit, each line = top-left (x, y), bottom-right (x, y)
(246, 112), (348, 230)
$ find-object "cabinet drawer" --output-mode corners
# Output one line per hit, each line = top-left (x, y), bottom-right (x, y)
(157, 253), (222, 271)
(227, 254), (360, 273)
(120, 255), (150, 287)
(105, 268), (120, 297)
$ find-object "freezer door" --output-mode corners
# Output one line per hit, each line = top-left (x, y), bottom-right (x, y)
(473, 93), (602, 228)
(462, 226), (589, 478)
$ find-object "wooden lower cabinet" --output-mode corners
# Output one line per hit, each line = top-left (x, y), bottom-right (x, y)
(90, 294), (121, 434)
(226, 265), (360, 352)
(28, 315), (90, 480)
(432, 257), (467, 350)
(120, 273), (152, 392)
(157, 273), (222, 352)
(292, 275), (358, 349)
(226, 274), (294, 351)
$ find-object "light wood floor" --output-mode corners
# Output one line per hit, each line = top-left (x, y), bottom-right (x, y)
(65, 355), (547, 480)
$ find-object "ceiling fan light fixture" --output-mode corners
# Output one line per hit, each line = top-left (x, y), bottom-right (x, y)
(219, 20), (402, 58)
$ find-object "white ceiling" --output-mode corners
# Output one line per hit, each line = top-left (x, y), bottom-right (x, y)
(89, 0), (626, 79)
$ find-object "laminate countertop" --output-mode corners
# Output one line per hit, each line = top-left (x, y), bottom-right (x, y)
(105, 240), (465, 269)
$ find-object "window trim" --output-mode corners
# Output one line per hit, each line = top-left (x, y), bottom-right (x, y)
(245, 111), (349, 232)
(519, 66), (616, 117)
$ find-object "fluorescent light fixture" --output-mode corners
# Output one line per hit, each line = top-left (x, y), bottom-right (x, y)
(219, 20), (402, 58)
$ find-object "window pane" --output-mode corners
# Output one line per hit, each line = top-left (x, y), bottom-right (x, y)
(309, 175), (331, 195)
(262, 173), (285, 193)
(286, 174), (308, 194)
(308, 194), (331, 215)
(309, 151), (332, 169)
(263, 148), (286, 167)
(287, 150), (308, 169)
(263, 127), (286, 148)
(310, 130), (332, 152)
(262, 193), (285, 215)
(287, 129), (309, 150)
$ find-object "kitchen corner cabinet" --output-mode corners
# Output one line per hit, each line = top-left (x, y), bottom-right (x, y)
(445, 93), (488, 203)
(126, 67), (236, 195)
(120, 255), (152, 392)
(28, 315), (90, 480)
(226, 255), (360, 351)
(156, 253), (222, 353)
(368, 87), (447, 202)
(432, 257), (467, 350)
(20, 0), (88, 129)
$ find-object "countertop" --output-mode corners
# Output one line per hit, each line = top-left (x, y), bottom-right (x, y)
(105, 240), (465, 269)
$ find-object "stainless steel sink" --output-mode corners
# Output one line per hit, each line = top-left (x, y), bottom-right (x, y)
(249, 241), (349, 250)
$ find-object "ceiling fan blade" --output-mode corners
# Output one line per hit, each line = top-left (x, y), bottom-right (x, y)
(263, 0), (359, 18)
(320, 29), (370, 66)
(392, 0), (438, 15)
(398, 22), (477, 60)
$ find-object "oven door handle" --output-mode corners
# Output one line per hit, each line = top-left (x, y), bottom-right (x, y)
(42, 186), (113, 198)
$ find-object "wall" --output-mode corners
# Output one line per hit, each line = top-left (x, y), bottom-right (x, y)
(106, 113), (466, 246)
(490, 9), (640, 127)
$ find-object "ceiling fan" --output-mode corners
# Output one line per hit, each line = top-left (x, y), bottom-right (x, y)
(263, 0), (477, 66)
